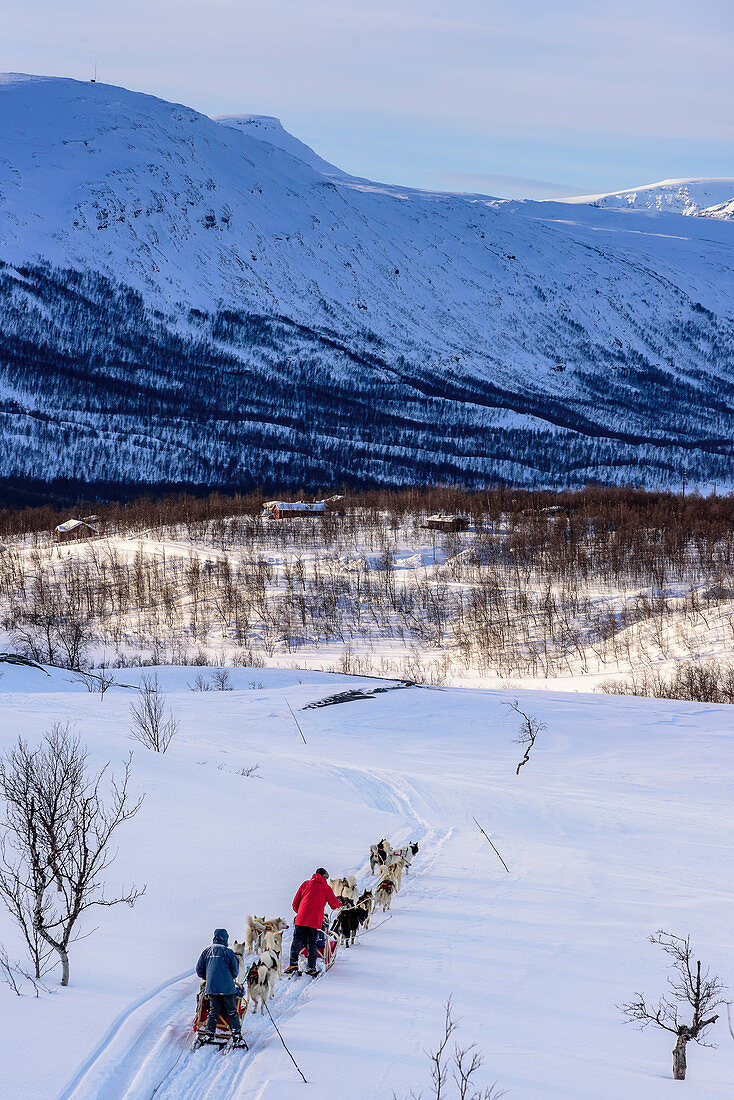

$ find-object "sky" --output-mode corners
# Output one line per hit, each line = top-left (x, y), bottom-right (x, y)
(4, 0), (734, 199)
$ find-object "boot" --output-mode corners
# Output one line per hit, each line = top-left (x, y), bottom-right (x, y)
(283, 963), (299, 974)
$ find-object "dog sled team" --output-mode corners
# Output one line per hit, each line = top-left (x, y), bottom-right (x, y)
(192, 839), (419, 1049)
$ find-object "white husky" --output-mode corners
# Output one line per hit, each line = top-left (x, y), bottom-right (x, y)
(385, 855), (407, 890)
(244, 949), (279, 1014)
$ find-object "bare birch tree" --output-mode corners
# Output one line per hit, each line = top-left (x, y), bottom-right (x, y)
(621, 931), (724, 1080)
(129, 674), (179, 752)
(0, 724), (144, 986)
(504, 699), (546, 775)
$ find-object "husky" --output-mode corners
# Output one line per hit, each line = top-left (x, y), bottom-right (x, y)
(263, 928), (285, 977)
(244, 949), (279, 1014)
(385, 855), (407, 890)
(332, 903), (368, 946)
(396, 841), (419, 873)
(232, 939), (248, 982)
(330, 875), (359, 905)
(375, 875), (397, 912)
(244, 914), (288, 954)
(357, 888), (374, 929)
(369, 839), (393, 874)
(244, 914), (267, 953)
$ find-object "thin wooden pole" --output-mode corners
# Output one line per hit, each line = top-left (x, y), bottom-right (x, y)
(284, 697), (307, 744)
(265, 1002), (308, 1084)
(472, 816), (510, 873)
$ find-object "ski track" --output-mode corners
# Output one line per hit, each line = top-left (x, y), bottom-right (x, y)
(56, 761), (447, 1100)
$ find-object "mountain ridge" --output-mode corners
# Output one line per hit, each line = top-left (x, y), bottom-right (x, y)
(0, 73), (733, 496)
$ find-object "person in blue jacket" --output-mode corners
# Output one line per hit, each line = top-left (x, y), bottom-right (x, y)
(195, 927), (242, 1042)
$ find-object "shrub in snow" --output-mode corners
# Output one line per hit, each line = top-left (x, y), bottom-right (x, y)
(395, 999), (505, 1100)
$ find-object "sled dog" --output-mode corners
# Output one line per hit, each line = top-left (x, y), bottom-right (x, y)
(375, 876), (397, 912)
(244, 949), (279, 1014)
(245, 914), (288, 954)
(263, 928), (285, 976)
(330, 875), (359, 905)
(332, 903), (368, 946)
(357, 888), (374, 929)
(244, 914), (267, 953)
(232, 939), (248, 982)
(396, 841), (419, 873)
(369, 839), (393, 873)
(386, 855), (407, 890)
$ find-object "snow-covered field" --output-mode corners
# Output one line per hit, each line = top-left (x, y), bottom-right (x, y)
(4, 517), (733, 692)
(1, 661), (733, 1098)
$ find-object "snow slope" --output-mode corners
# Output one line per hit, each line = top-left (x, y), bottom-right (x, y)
(0, 663), (733, 1098)
(215, 114), (357, 182)
(1, 74), (734, 491)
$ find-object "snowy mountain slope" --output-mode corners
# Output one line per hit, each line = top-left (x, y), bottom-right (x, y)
(1, 665), (733, 1098)
(215, 114), (357, 182)
(562, 177), (734, 218)
(1, 74), (734, 492)
(699, 197), (734, 221)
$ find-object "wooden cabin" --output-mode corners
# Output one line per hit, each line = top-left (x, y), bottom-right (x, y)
(422, 514), (470, 533)
(261, 500), (328, 520)
(54, 518), (98, 543)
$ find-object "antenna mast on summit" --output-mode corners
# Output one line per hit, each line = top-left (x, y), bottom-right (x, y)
(91, 62), (98, 84)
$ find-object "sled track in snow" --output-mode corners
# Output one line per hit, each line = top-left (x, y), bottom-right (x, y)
(56, 767), (448, 1100)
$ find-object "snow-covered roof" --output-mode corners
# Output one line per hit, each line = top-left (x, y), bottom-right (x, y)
(264, 501), (326, 511)
(55, 518), (96, 533)
(425, 513), (468, 522)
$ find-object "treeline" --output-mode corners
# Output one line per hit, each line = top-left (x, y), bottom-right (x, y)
(1, 486), (733, 685)
(602, 659), (734, 704)
(3, 483), (733, 545)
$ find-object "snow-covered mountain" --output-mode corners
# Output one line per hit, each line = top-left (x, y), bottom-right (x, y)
(1, 73), (733, 497)
(564, 177), (734, 218)
(215, 113), (357, 182)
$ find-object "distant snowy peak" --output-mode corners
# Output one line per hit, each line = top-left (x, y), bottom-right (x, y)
(214, 113), (352, 180)
(566, 178), (734, 218)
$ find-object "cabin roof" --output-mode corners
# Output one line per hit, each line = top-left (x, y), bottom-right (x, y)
(55, 518), (97, 533)
(263, 501), (326, 511)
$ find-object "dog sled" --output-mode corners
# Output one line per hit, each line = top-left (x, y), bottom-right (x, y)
(192, 983), (247, 1049)
(299, 919), (339, 974)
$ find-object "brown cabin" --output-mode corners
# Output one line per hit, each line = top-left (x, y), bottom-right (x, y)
(54, 518), (98, 543)
(422, 514), (470, 533)
(262, 500), (328, 519)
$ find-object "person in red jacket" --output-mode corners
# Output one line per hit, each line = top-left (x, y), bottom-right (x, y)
(284, 868), (341, 976)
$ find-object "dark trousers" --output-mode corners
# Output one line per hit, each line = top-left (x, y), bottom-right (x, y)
(290, 924), (318, 969)
(206, 992), (240, 1036)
